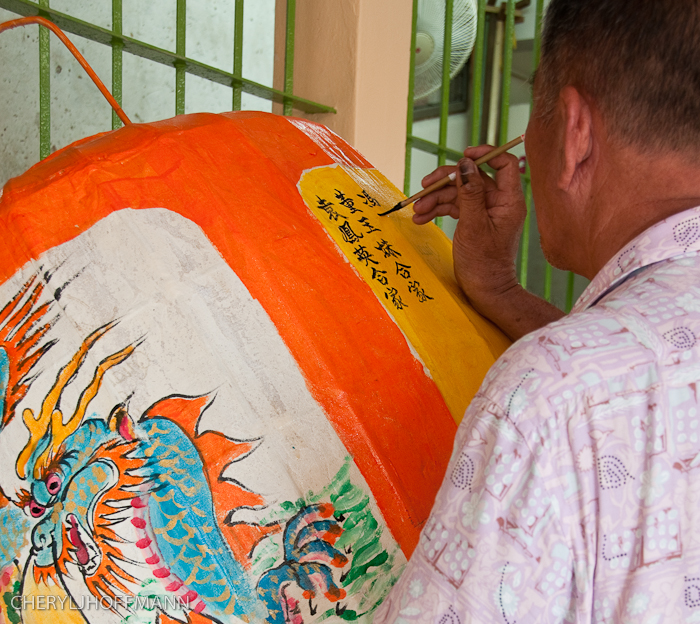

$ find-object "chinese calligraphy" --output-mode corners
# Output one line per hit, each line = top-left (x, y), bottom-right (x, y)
(385, 288), (408, 310)
(371, 268), (389, 286)
(335, 189), (362, 214)
(395, 262), (412, 279)
(358, 217), (381, 235)
(376, 239), (401, 259)
(339, 220), (363, 244)
(317, 196), (346, 221)
(358, 189), (380, 207)
(408, 280), (434, 303)
(354, 245), (379, 266)
(312, 186), (433, 311)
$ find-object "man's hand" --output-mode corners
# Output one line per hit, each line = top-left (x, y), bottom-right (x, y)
(413, 145), (565, 340)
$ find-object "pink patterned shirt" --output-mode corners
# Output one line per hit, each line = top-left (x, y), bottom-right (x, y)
(375, 207), (700, 624)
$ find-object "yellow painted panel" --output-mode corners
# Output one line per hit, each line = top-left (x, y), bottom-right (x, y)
(298, 164), (511, 423)
(22, 570), (87, 624)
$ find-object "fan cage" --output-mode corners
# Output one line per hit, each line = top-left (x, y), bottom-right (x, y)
(414, 0), (478, 99)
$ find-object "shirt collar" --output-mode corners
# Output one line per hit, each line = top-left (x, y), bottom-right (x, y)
(572, 206), (700, 313)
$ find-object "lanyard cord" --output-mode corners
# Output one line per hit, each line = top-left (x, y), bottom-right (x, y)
(0, 15), (132, 126)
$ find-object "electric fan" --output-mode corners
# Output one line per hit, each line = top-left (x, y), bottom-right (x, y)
(414, 0), (479, 99)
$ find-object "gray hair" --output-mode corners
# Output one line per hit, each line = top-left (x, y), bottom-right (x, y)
(536, 0), (700, 155)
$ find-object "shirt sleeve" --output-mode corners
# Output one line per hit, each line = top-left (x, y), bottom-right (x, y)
(374, 389), (578, 624)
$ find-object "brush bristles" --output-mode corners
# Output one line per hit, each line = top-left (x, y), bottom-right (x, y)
(378, 201), (405, 217)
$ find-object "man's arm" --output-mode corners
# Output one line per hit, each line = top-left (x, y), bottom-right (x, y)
(412, 146), (564, 341)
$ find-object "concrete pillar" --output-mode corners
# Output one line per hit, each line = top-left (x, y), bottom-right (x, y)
(274, 0), (413, 188)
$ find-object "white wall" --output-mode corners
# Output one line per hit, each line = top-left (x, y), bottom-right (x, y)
(276, 0), (413, 189)
(0, 0), (275, 188)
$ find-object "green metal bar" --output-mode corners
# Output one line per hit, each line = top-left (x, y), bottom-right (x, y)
(409, 136), (463, 161)
(232, 0), (244, 111)
(470, 0), (486, 146)
(532, 0), (550, 297)
(498, 0), (515, 145)
(519, 0), (545, 289)
(175, 0), (186, 115)
(566, 271), (575, 311)
(438, 0), (454, 167)
(436, 0), (454, 228)
(404, 0), (419, 196)
(111, 0), (123, 130)
(38, 0), (50, 160)
(0, 0), (336, 114)
(520, 181), (532, 287)
(283, 0), (296, 116)
(543, 263), (552, 301)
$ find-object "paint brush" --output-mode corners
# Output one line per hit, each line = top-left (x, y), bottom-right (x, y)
(378, 134), (525, 217)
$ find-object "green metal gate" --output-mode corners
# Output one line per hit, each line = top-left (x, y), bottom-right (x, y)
(0, 0), (586, 312)
(0, 0), (334, 160)
(404, 0), (588, 311)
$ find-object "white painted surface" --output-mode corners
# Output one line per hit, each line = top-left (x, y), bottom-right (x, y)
(0, 207), (405, 624)
(0, 208), (396, 526)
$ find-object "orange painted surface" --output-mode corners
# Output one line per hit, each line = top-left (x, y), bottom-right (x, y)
(0, 111), (457, 555)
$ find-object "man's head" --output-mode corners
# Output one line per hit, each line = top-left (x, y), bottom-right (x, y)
(536, 0), (700, 156)
(526, 0), (700, 277)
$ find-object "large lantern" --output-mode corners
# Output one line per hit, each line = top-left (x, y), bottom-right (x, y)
(0, 34), (509, 624)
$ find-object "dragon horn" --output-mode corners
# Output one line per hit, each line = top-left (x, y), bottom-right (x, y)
(38, 341), (136, 469)
(17, 320), (119, 479)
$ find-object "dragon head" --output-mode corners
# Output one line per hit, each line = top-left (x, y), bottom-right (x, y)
(12, 319), (142, 591)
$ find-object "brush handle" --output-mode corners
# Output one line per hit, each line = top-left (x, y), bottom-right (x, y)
(398, 134), (524, 209)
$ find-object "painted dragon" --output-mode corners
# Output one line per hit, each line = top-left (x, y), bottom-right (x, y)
(0, 273), (375, 624)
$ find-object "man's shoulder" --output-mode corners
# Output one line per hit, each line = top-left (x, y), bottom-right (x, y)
(483, 305), (640, 391)
(478, 263), (700, 426)
(474, 303), (658, 429)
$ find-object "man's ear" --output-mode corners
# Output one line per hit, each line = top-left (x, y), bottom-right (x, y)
(557, 86), (593, 192)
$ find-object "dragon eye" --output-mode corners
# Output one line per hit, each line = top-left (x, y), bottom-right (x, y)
(45, 473), (62, 495)
(29, 501), (46, 518)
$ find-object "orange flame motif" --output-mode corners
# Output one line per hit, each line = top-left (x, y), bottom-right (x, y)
(11, 316), (270, 620)
(0, 273), (56, 431)
(17, 320), (136, 480)
(2, 267), (361, 624)
(61, 438), (146, 603)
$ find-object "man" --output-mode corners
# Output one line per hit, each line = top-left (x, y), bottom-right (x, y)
(374, 0), (700, 622)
